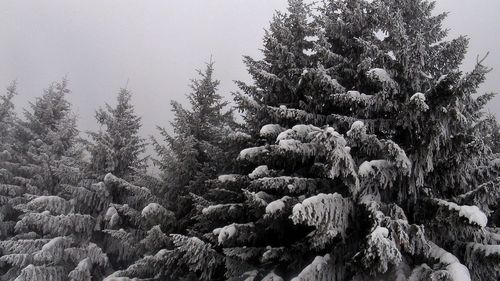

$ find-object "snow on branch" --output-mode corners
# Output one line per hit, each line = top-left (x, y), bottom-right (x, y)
(456, 177), (500, 215)
(171, 234), (223, 281)
(427, 242), (471, 281)
(104, 173), (156, 208)
(291, 254), (334, 281)
(214, 223), (256, 247)
(14, 264), (68, 281)
(25, 196), (73, 215)
(435, 199), (488, 227)
(15, 213), (95, 236)
(292, 193), (353, 247)
(367, 68), (397, 87)
(355, 226), (402, 275)
(249, 176), (331, 195)
(276, 124), (321, 143)
(260, 124), (286, 139)
(248, 165), (271, 179)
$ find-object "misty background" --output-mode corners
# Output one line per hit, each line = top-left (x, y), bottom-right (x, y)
(1, 0), (499, 141)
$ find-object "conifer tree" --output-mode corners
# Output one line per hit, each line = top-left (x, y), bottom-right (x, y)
(160, 1), (500, 280)
(234, 0), (315, 134)
(0, 80), (111, 281)
(107, 62), (245, 280)
(0, 82), (18, 183)
(86, 89), (147, 181)
(97, 173), (175, 274)
(153, 61), (242, 216)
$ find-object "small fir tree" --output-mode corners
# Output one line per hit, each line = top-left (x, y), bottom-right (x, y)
(86, 88), (147, 181)
(153, 61), (242, 217)
(0, 79), (111, 281)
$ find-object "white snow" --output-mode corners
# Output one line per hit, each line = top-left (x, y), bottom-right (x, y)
(428, 242), (471, 281)
(278, 139), (301, 149)
(387, 51), (396, 61)
(351, 120), (365, 131)
(370, 226), (389, 238)
(141, 203), (164, 218)
(436, 199), (488, 227)
(238, 146), (267, 160)
(367, 68), (393, 83)
(105, 207), (117, 220)
(41, 236), (69, 252)
(346, 120), (366, 139)
(291, 254), (331, 281)
(202, 204), (241, 215)
(410, 92), (426, 102)
(262, 271), (284, 281)
(260, 124), (285, 137)
(467, 243), (500, 257)
(410, 93), (429, 111)
(346, 90), (370, 100)
(374, 29), (389, 41)
(304, 35), (319, 42)
(217, 174), (239, 182)
(212, 228), (221, 236)
(217, 223), (237, 245)
(228, 131), (251, 140)
(358, 160), (391, 177)
(437, 74), (448, 83)
(277, 124), (319, 142)
(265, 198), (286, 215)
(249, 165), (270, 179)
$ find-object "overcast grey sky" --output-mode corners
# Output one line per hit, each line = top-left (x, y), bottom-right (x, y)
(1, 0), (499, 140)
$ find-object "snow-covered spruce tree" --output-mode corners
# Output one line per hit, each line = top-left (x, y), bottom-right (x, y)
(0, 79), (112, 280)
(0, 81), (18, 185)
(103, 62), (245, 281)
(97, 173), (176, 274)
(234, 0), (315, 134)
(86, 88), (147, 181)
(0, 81), (17, 145)
(163, 0), (498, 280)
(152, 61), (242, 221)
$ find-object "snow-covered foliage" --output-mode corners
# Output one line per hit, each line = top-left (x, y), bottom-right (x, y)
(165, 0), (500, 280)
(86, 88), (147, 181)
(2, 0), (500, 280)
(292, 193), (353, 247)
(436, 199), (488, 227)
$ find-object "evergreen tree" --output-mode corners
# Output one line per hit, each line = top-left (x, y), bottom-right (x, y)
(0, 81), (18, 184)
(97, 173), (175, 274)
(107, 62), (246, 280)
(234, 0), (315, 134)
(86, 89), (147, 181)
(153, 61), (242, 217)
(0, 80), (111, 281)
(160, 1), (500, 280)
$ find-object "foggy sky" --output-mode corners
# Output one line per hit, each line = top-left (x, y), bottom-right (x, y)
(1, 0), (499, 141)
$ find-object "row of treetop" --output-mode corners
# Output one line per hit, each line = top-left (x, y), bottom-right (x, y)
(1, 0), (500, 280)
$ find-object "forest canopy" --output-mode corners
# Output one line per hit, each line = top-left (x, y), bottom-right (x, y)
(1, 0), (500, 280)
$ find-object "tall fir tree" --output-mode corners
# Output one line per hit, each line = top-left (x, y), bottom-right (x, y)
(151, 0), (500, 280)
(0, 79), (112, 281)
(107, 62), (247, 280)
(234, 0), (315, 134)
(153, 61), (242, 217)
(86, 89), (147, 181)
